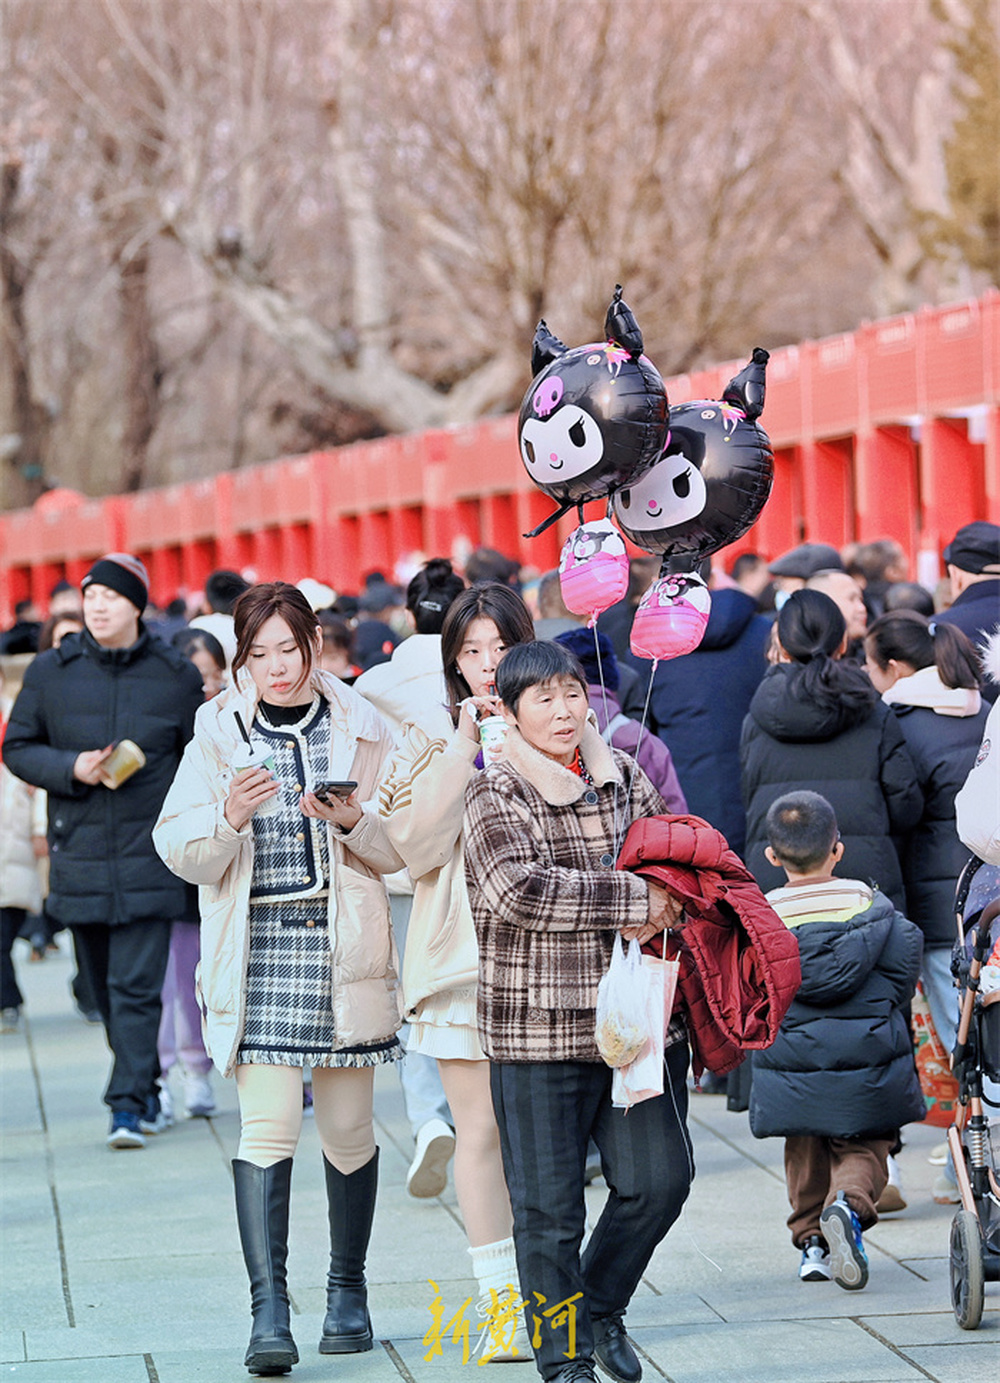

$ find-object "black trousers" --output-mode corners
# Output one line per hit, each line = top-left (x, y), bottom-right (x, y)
(70, 920), (172, 1117)
(1, 907), (25, 1011)
(490, 1042), (694, 1379)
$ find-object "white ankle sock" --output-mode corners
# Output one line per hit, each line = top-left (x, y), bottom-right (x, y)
(468, 1237), (531, 1361)
(468, 1236), (521, 1304)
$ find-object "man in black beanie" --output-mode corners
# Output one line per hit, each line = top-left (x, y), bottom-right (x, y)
(4, 553), (203, 1149)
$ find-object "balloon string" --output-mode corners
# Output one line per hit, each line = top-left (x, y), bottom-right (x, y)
(591, 622), (622, 858)
(614, 658), (657, 860)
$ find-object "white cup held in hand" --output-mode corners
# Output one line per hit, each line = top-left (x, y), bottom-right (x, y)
(478, 715), (508, 766)
(233, 743), (280, 817)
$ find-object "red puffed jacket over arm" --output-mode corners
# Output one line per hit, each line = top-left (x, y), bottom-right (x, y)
(617, 814), (801, 1076)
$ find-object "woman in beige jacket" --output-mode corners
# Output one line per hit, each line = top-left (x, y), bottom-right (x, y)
(154, 582), (402, 1378)
(376, 583), (534, 1358)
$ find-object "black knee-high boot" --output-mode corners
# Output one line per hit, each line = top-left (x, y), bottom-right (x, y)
(319, 1149), (378, 1354)
(232, 1158), (299, 1376)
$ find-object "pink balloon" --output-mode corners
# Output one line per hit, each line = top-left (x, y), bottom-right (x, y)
(630, 572), (712, 661)
(558, 521), (630, 624)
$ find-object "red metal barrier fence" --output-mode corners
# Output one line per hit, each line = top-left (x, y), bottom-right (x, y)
(2, 291), (998, 618)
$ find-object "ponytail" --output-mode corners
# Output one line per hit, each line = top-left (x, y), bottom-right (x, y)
(776, 589), (878, 724)
(866, 610), (981, 691)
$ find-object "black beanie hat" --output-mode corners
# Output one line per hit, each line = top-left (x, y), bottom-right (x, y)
(81, 553), (150, 613)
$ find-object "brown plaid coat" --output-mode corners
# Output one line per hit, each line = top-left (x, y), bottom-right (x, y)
(463, 719), (666, 1063)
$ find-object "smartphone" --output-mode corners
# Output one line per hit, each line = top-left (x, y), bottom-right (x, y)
(312, 780), (358, 803)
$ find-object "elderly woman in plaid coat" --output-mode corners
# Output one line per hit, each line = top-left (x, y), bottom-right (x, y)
(464, 641), (691, 1383)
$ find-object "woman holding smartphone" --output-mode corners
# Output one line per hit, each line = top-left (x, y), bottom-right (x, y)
(155, 581), (402, 1378)
(376, 583), (535, 1359)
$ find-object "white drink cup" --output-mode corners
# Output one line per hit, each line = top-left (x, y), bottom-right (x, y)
(233, 743), (280, 817)
(478, 715), (508, 766)
(99, 739), (146, 789)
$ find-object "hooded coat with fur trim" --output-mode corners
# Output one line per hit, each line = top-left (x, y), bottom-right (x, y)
(463, 721), (666, 1063)
(956, 629), (1000, 864)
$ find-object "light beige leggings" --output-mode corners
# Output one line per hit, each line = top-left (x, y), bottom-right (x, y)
(235, 1063), (376, 1173)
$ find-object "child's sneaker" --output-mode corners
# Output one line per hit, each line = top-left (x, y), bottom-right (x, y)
(820, 1193), (868, 1290)
(798, 1235), (831, 1282)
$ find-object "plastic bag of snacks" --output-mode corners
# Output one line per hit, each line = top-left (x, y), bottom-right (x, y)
(612, 953), (680, 1108)
(595, 935), (651, 1068)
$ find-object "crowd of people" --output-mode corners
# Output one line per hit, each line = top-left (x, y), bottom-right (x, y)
(1, 519), (998, 1383)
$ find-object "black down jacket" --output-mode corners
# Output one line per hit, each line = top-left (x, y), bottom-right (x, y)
(3, 627), (203, 925)
(891, 697), (989, 948)
(740, 665), (924, 909)
(749, 890), (925, 1139)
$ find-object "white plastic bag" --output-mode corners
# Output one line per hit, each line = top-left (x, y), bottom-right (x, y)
(612, 953), (681, 1109)
(595, 935), (651, 1068)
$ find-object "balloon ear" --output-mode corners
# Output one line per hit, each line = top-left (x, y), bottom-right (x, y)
(531, 320), (568, 377)
(604, 284), (644, 359)
(723, 346), (770, 421)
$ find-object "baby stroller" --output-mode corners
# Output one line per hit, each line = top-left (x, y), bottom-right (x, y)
(947, 858), (1000, 1330)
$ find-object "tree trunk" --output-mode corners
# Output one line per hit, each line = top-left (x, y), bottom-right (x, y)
(0, 159), (49, 508)
(116, 238), (161, 492)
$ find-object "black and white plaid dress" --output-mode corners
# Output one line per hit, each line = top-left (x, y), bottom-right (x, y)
(237, 694), (401, 1069)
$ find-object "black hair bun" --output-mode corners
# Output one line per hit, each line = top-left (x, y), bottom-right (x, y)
(424, 558), (455, 588)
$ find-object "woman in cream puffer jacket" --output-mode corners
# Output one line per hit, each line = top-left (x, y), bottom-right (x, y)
(153, 581), (404, 1376)
(153, 660), (403, 1077)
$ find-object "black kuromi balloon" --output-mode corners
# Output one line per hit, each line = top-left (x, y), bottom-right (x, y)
(612, 347), (774, 560)
(518, 287), (670, 535)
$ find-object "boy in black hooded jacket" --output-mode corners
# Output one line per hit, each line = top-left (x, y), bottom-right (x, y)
(749, 791), (924, 1290)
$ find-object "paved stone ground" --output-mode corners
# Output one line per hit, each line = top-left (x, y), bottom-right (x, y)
(1, 939), (997, 1382)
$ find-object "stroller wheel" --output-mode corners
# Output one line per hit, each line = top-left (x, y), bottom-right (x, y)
(950, 1209), (985, 1330)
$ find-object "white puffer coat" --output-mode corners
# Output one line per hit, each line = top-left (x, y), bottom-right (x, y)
(956, 628), (1000, 864)
(153, 667), (404, 1076)
(0, 764), (46, 914)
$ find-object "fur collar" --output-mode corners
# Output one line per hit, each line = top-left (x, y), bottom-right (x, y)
(499, 714), (622, 806)
(981, 627), (1000, 686)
